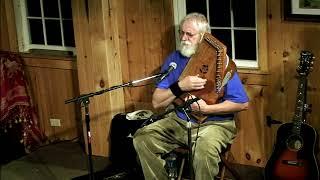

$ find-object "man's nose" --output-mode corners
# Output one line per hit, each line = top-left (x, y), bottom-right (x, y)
(181, 33), (189, 41)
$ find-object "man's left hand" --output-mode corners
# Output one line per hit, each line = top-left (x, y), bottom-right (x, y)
(185, 95), (208, 113)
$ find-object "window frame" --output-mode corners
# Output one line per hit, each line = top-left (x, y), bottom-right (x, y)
(13, 0), (76, 53)
(173, 0), (268, 71)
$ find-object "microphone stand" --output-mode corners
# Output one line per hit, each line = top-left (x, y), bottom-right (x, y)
(140, 97), (199, 180)
(179, 99), (196, 180)
(65, 73), (163, 180)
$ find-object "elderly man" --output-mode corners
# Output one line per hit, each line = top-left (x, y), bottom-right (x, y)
(133, 12), (249, 180)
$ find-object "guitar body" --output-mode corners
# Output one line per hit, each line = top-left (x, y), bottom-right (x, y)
(265, 122), (319, 180)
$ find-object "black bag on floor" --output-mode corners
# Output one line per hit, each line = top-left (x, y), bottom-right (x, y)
(109, 111), (152, 169)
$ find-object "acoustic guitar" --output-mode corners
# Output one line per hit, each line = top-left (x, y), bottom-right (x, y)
(264, 51), (319, 180)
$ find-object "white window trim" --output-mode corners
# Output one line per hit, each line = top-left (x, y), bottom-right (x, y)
(13, 0), (75, 53)
(173, 0), (259, 69)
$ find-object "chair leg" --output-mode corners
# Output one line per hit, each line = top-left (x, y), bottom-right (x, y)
(219, 161), (227, 179)
(177, 157), (185, 180)
(220, 154), (241, 180)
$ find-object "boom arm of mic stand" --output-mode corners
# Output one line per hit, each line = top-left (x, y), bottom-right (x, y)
(65, 73), (163, 105)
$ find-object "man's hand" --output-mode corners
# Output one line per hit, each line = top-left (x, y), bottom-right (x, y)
(178, 75), (207, 91)
(184, 95), (208, 123)
(184, 95), (208, 113)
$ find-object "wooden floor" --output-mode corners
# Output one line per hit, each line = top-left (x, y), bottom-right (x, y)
(0, 140), (111, 180)
(0, 139), (264, 180)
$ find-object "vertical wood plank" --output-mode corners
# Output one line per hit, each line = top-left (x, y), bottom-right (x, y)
(72, 0), (126, 156)
(0, 0), (18, 51)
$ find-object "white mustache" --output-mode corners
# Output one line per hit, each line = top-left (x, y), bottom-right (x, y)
(181, 40), (192, 46)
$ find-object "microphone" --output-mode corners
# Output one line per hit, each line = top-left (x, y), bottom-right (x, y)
(158, 62), (177, 82)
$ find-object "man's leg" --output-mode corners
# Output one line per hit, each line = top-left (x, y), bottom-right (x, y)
(191, 120), (236, 180)
(133, 114), (186, 180)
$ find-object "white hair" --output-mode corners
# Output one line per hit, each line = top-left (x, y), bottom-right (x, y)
(179, 12), (211, 34)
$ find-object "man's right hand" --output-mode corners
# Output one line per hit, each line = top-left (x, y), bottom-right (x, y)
(178, 75), (207, 91)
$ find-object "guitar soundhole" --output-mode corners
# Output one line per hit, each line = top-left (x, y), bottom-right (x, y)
(286, 135), (303, 151)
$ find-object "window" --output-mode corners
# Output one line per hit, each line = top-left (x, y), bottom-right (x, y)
(14, 0), (75, 53)
(173, 0), (267, 69)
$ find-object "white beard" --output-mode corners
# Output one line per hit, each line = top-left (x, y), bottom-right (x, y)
(179, 40), (198, 58)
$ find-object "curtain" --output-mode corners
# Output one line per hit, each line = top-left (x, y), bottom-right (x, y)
(0, 51), (46, 152)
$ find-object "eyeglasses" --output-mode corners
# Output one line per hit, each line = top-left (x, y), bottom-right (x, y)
(178, 30), (199, 38)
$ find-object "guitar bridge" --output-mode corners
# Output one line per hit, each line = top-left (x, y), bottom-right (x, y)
(282, 160), (303, 166)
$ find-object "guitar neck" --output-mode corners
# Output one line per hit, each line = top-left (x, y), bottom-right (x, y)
(292, 76), (307, 134)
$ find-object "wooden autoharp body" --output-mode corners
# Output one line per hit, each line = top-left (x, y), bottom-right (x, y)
(179, 32), (236, 105)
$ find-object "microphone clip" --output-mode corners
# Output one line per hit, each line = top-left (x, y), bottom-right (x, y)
(176, 97), (200, 112)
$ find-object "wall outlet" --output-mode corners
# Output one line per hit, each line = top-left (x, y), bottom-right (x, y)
(50, 118), (61, 127)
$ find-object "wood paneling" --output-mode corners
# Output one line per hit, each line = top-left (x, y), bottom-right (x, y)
(0, 0), (18, 51)
(23, 56), (80, 141)
(123, 0), (175, 111)
(72, 0), (174, 156)
(232, 85), (269, 167)
(267, 0), (320, 162)
(225, 72), (270, 167)
(72, 0), (128, 156)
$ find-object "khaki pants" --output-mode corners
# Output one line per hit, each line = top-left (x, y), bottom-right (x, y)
(133, 112), (237, 180)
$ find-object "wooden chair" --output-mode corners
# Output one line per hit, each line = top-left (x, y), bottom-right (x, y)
(218, 145), (241, 180)
(164, 144), (241, 180)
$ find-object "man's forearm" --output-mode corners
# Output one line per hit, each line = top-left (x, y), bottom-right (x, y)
(202, 100), (249, 114)
(152, 88), (176, 109)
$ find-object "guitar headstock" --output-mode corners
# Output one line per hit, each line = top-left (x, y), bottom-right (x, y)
(297, 51), (315, 76)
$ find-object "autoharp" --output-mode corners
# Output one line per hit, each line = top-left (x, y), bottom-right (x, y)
(176, 32), (236, 120)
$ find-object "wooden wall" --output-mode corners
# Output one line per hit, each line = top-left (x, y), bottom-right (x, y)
(23, 56), (80, 141)
(230, 0), (320, 167)
(231, 73), (270, 167)
(72, 0), (175, 156)
(123, 0), (175, 111)
(0, 0), (18, 51)
(0, 0), (80, 142)
(2, 0), (320, 168)
(72, 0), (126, 156)
(267, 0), (320, 163)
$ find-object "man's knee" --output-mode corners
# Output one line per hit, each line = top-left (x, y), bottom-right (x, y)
(133, 128), (152, 151)
(193, 140), (221, 167)
(133, 131), (144, 150)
